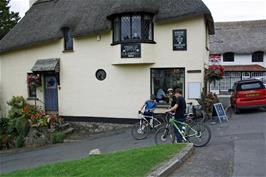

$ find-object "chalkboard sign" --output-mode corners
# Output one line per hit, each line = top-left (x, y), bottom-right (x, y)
(213, 103), (228, 123)
(121, 43), (141, 58)
(173, 29), (187, 50)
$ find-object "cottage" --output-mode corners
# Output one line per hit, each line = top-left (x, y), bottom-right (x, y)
(209, 20), (266, 94)
(0, 0), (214, 122)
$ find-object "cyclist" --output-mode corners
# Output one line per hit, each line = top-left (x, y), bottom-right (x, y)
(165, 88), (186, 142)
(139, 95), (157, 126)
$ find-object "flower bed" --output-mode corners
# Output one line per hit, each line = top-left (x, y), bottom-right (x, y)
(0, 96), (65, 150)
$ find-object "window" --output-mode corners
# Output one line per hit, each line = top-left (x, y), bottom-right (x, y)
(63, 27), (73, 51)
(27, 73), (37, 99)
(252, 51), (264, 62)
(223, 52), (234, 62)
(151, 68), (185, 104)
(113, 14), (154, 44)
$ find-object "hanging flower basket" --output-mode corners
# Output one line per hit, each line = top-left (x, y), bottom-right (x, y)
(205, 65), (224, 84)
(27, 74), (41, 88)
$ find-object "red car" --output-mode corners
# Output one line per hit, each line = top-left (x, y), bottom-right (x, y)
(229, 79), (266, 114)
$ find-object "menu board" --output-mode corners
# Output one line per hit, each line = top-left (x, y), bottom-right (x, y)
(213, 103), (229, 123)
(121, 43), (141, 58)
(173, 29), (187, 50)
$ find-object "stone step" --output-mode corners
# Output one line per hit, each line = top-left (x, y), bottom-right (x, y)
(62, 127), (74, 135)
(59, 122), (70, 129)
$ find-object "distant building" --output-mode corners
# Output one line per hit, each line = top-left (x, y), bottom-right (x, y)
(209, 20), (266, 94)
(0, 0), (214, 121)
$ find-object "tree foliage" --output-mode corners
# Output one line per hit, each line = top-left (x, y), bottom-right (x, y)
(0, 0), (20, 40)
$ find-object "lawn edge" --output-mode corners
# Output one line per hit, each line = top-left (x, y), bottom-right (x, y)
(147, 143), (194, 177)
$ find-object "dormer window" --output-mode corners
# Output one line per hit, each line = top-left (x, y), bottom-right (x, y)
(63, 27), (73, 51)
(223, 52), (234, 62)
(112, 14), (154, 44)
(252, 51), (264, 62)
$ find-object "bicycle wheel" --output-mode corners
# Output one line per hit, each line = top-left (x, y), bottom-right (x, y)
(131, 121), (150, 140)
(154, 126), (175, 145)
(187, 123), (211, 147)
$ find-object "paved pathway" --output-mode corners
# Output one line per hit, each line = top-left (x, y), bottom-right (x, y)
(1, 109), (265, 176)
(169, 109), (266, 177)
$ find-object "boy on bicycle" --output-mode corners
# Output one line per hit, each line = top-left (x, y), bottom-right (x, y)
(139, 95), (157, 126)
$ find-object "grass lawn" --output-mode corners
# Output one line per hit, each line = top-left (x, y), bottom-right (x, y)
(1, 144), (185, 177)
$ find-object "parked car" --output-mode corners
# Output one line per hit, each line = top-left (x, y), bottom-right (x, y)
(252, 76), (266, 87)
(228, 79), (266, 114)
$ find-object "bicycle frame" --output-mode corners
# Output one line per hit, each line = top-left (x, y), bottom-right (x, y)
(168, 117), (198, 142)
(138, 113), (161, 128)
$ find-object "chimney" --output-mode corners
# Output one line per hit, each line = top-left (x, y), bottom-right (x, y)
(29, 0), (38, 7)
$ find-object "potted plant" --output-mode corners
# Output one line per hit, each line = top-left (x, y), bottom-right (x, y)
(205, 65), (224, 85)
(27, 74), (41, 88)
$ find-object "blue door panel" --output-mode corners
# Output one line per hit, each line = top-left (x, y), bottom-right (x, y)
(45, 75), (58, 112)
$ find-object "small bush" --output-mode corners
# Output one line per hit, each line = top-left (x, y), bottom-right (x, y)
(51, 132), (65, 144)
(15, 135), (24, 148)
(15, 117), (30, 137)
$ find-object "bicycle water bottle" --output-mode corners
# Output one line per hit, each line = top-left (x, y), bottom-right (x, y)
(181, 126), (186, 133)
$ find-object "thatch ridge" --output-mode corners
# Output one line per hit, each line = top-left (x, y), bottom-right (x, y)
(0, 0), (213, 53)
(210, 20), (266, 54)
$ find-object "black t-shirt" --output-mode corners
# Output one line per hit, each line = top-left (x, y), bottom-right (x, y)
(172, 96), (186, 120)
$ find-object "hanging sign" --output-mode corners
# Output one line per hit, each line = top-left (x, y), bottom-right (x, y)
(173, 29), (187, 50)
(121, 43), (141, 58)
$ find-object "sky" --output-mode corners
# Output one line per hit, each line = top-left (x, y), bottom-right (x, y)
(9, 0), (266, 22)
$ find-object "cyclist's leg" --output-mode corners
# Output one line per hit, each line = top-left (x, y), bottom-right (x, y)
(174, 121), (183, 142)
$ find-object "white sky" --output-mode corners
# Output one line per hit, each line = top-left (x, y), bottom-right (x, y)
(9, 0), (266, 22)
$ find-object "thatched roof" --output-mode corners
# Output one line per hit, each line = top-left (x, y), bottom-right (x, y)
(0, 0), (213, 53)
(210, 20), (266, 54)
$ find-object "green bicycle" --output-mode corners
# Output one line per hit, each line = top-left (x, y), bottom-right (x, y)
(154, 113), (211, 147)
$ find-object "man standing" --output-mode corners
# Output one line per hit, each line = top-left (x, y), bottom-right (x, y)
(166, 89), (186, 142)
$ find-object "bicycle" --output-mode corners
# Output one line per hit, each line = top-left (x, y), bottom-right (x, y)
(154, 112), (211, 147)
(186, 102), (208, 123)
(131, 112), (166, 140)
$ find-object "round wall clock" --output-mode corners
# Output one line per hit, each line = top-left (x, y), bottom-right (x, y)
(95, 69), (106, 81)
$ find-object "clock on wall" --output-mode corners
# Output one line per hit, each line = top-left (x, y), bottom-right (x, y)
(95, 69), (107, 81)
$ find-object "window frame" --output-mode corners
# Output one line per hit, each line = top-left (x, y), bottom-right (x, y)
(223, 52), (234, 62)
(112, 13), (155, 45)
(150, 68), (186, 105)
(62, 27), (74, 51)
(252, 51), (264, 62)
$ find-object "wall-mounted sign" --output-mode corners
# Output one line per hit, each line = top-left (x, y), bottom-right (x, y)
(209, 54), (221, 62)
(173, 29), (187, 51)
(121, 43), (141, 58)
(95, 69), (107, 81)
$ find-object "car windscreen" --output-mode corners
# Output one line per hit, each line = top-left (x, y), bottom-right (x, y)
(237, 82), (265, 91)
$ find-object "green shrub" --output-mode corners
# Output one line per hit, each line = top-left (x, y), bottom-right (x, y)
(0, 118), (9, 134)
(15, 117), (30, 137)
(51, 132), (65, 144)
(15, 135), (24, 148)
(7, 96), (26, 120)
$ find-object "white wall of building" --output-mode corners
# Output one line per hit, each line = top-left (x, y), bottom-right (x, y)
(0, 16), (208, 119)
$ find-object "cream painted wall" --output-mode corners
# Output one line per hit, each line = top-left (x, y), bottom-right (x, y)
(0, 16), (209, 119)
(0, 41), (62, 117)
